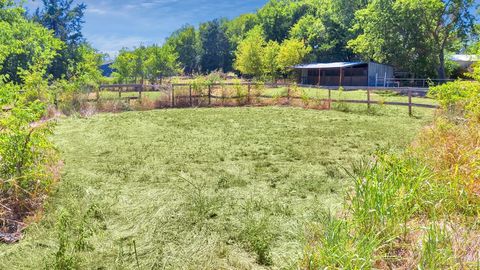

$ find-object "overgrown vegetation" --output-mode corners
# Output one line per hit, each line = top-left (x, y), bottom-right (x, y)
(0, 0), (103, 241)
(301, 64), (480, 269)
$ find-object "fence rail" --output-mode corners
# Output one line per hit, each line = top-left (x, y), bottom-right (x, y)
(92, 83), (439, 116)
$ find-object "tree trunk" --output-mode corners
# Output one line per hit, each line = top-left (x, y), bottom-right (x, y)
(438, 48), (446, 80)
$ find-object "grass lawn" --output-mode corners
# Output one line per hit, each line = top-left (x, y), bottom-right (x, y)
(0, 106), (433, 269)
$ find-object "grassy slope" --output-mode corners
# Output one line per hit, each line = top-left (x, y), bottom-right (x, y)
(0, 106), (432, 269)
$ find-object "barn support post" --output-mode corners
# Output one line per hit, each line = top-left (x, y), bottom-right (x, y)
(318, 68), (321, 86)
(367, 88), (371, 109)
(408, 90), (413, 116)
(189, 85), (193, 107)
(339, 68), (344, 86)
(328, 88), (332, 110)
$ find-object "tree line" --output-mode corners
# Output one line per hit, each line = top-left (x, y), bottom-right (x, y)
(114, 0), (479, 82)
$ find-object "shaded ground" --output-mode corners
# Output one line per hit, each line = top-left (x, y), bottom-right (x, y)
(0, 106), (432, 269)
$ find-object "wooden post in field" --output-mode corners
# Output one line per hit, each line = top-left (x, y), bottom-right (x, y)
(287, 83), (291, 105)
(118, 87), (122, 98)
(408, 90), (413, 116)
(208, 85), (212, 106)
(328, 88), (332, 110)
(189, 85), (193, 107)
(339, 68), (344, 86)
(247, 83), (251, 105)
(367, 88), (371, 109)
(96, 88), (100, 101)
(172, 85), (175, 107)
(139, 85), (142, 99)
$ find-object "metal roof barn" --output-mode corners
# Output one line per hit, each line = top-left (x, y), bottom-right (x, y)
(293, 62), (394, 87)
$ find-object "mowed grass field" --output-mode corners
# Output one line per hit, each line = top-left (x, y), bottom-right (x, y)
(0, 106), (433, 269)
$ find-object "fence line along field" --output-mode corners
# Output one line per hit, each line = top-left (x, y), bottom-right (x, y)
(69, 83), (438, 116)
(0, 106), (433, 269)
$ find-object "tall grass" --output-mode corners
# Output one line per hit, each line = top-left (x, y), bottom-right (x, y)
(303, 79), (480, 269)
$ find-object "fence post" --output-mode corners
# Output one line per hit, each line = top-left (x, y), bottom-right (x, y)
(139, 85), (142, 99)
(54, 93), (58, 109)
(189, 85), (193, 107)
(247, 83), (251, 105)
(287, 83), (291, 105)
(118, 87), (122, 98)
(408, 90), (413, 116)
(96, 88), (100, 101)
(328, 88), (332, 110)
(367, 88), (371, 109)
(208, 85), (212, 106)
(172, 85), (175, 107)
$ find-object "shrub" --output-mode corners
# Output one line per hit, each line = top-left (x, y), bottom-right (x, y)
(0, 81), (57, 235)
(429, 80), (480, 121)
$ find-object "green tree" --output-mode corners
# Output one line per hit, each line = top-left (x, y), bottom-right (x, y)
(350, 0), (476, 79)
(145, 44), (180, 84)
(234, 26), (266, 78)
(257, 0), (313, 42)
(111, 48), (136, 84)
(34, 0), (87, 79)
(199, 19), (232, 73)
(133, 46), (148, 84)
(262, 40), (281, 82)
(225, 13), (258, 49)
(277, 38), (312, 76)
(166, 25), (200, 74)
(69, 44), (104, 89)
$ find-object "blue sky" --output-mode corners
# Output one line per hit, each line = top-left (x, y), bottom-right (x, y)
(22, 0), (267, 56)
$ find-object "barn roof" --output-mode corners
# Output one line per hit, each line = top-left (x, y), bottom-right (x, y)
(293, 62), (367, 69)
(450, 54), (480, 62)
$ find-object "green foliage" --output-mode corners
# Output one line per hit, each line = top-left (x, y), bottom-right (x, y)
(0, 1), (59, 227)
(234, 26), (266, 78)
(225, 13), (258, 48)
(199, 19), (232, 73)
(257, 0), (312, 42)
(34, 0), (87, 80)
(145, 44), (180, 83)
(277, 38), (311, 75)
(0, 0), (63, 84)
(420, 223), (455, 269)
(262, 40), (281, 82)
(112, 45), (180, 84)
(111, 48), (136, 83)
(0, 83), (55, 202)
(165, 25), (200, 74)
(429, 80), (480, 120)
(349, 0), (476, 78)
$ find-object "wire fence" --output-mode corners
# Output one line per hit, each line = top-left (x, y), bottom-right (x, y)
(80, 83), (439, 116)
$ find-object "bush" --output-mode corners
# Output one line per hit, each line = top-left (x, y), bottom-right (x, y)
(0, 81), (57, 235)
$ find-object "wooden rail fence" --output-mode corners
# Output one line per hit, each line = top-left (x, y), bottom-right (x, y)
(94, 83), (438, 116)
